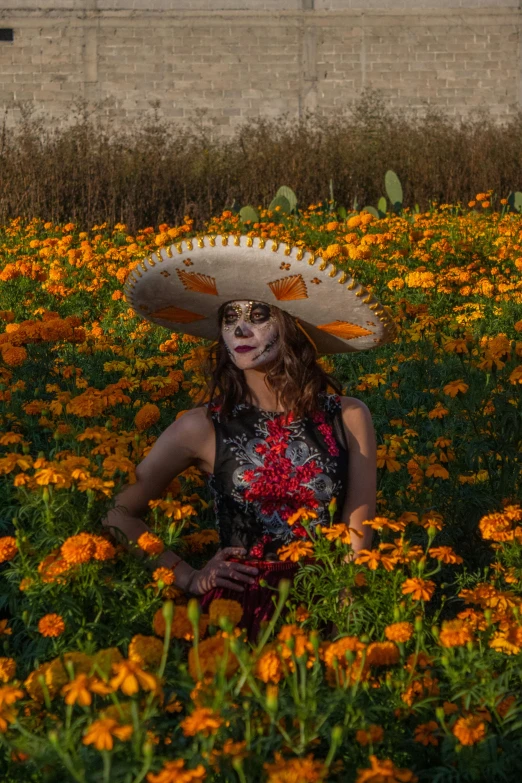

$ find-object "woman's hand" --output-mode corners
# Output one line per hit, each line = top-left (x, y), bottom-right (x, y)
(187, 548), (259, 596)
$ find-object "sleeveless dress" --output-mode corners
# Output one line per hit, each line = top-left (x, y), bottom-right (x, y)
(200, 393), (349, 639)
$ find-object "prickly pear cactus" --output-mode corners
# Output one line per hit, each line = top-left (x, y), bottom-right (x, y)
(362, 206), (380, 219)
(507, 192), (522, 213)
(377, 196), (387, 217)
(239, 206), (260, 224)
(385, 170), (403, 213)
(268, 195), (291, 214)
(275, 186), (297, 213)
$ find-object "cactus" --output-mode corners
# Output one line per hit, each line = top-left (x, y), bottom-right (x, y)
(239, 206), (260, 224)
(507, 192), (522, 213)
(414, 204), (420, 214)
(352, 195), (359, 212)
(385, 170), (403, 213)
(275, 186), (297, 213)
(268, 195), (291, 214)
(337, 206), (347, 220)
(377, 196), (387, 217)
(362, 206), (380, 219)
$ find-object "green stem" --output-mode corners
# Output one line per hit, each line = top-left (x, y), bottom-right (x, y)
(102, 751), (112, 783)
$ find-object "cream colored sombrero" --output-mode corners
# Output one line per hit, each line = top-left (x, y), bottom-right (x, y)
(124, 235), (396, 353)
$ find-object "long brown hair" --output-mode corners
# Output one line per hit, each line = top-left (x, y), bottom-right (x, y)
(203, 303), (343, 418)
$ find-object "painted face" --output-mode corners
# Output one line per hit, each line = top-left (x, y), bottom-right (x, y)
(221, 300), (280, 369)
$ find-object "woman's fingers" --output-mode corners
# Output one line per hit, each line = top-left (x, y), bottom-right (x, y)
(215, 577), (245, 592)
(220, 564), (256, 584)
(215, 547), (247, 561)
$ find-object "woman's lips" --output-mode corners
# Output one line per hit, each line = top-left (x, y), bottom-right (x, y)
(234, 346), (255, 353)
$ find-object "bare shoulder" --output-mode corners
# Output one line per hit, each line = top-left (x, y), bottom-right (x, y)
(161, 406), (214, 449)
(339, 396), (375, 447)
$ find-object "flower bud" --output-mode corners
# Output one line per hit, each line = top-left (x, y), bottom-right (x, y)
(393, 605), (401, 621)
(435, 706), (445, 723)
(48, 730), (59, 746)
(266, 684), (278, 713)
(331, 724), (343, 744)
(431, 625), (439, 640)
(162, 600), (174, 625)
(414, 615), (423, 633)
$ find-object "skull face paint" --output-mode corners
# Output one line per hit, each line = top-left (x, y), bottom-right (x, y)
(221, 300), (280, 370)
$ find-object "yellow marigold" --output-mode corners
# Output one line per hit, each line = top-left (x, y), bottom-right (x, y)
(152, 567), (176, 585)
(128, 635), (164, 670)
(38, 613), (65, 638)
(452, 714), (487, 746)
(1, 345), (27, 367)
(188, 633), (239, 681)
(137, 532), (164, 557)
(401, 578), (436, 602)
(83, 718), (133, 751)
(62, 674), (96, 706)
(264, 752), (328, 782)
(355, 725), (384, 746)
(0, 658), (16, 683)
(0, 537), (18, 563)
(110, 660), (158, 696)
(356, 755), (418, 783)
(384, 622), (413, 643)
(320, 523), (354, 545)
(147, 760), (206, 783)
(134, 403), (160, 433)
(255, 644), (284, 684)
(277, 541), (314, 562)
(61, 533), (96, 565)
(153, 605), (208, 642)
(366, 641), (400, 666)
(208, 599), (243, 628)
(181, 707), (222, 737)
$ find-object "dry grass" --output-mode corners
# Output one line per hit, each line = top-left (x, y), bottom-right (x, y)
(1, 93), (521, 231)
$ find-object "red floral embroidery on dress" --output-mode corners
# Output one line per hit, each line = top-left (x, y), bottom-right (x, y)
(241, 411), (322, 522)
(312, 410), (339, 457)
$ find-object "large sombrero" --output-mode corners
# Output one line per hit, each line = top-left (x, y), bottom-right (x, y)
(124, 235), (397, 354)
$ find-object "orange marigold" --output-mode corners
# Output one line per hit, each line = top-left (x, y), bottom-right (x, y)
(1, 346), (27, 367)
(0, 537), (18, 563)
(38, 613), (65, 637)
(153, 605), (208, 642)
(208, 598), (243, 628)
(147, 760), (206, 783)
(134, 403), (160, 433)
(128, 635), (164, 670)
(0, 658), (16, 683)
(366, 641), (400, 666)
(137, 532), (164, 557)
(277, 541), (314, 562)
(188, 634), (239, 681)
(181, 707), (222, 737)
(264, 752), (328, 782)
(401, 578), (436, 602)
(452, 714), (487, 746)
(355, 725), (384, 746)
(356, 755), (418, 783)
(83, 718), (133, 751)
(439, 619), (474, 648)
(152, 567), (176, 586)
(61, 533), (96, 565)
(254, 644), (284, 684)
(414, 721), (439, 746)
(384, 622), (414, 643)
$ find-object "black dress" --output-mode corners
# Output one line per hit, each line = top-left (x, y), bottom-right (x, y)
(206, 393), (349, 560)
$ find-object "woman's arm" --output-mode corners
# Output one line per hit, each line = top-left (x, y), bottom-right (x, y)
(102, 408), (258, 593)
(339, 397), (377, 555)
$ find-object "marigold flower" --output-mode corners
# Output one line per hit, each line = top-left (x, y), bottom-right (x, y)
(428, 546), (463, 564)
(208, 598), (243, 627)
(128, 635), (164, 670)
(452, 714), (487, 746)
(277, 541), (314, 562)
(91, 535), (116, 561)
(61, 673), (94, 706)
(152, 566), (176, 585)
(287, 507), (318, 526)
(355, 725), (384, 746)
(384, 622), (413, 643)
(443, 379), (469, 397)
(355, 755), (418, 783)
(363, 517), (405, 532)
(38, 613), (65, 637)
(137, 532), (164, 557)
(0, 620), (11, 636)
(152, 605), (208, 642)
(414, 721), (439, 746)
(61, 533), (96, 565)
(401, 578), (436, 602)
(264, 752), (328, 782)
(1, 345), (27, 366)
(134, 403), (160, 432)
(0, 537), (18, 563)
(83, 718), (133, 751)
(366, 641), (400, 666)
(147, 760), (206, 783)
(0, 658), (16, 683)
(188, 634), (239, 681)
(254, 644), (284, 684)
(320, 523), (357, 545)
(110, 660), (158, 695)
(181, 707), (222, 737)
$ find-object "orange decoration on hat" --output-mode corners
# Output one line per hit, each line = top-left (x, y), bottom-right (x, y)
(150, 305), (206, 324)
(317, 321), (373, 340)
(176, 270), (218, 296)
(268, 274), (308, 301)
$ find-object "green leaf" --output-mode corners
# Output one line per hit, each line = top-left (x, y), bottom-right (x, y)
(268, 195), (291, 214)
(239, 205), (260, 224)
(275, 186), (297, 213)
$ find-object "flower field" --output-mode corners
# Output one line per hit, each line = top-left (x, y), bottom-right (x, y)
(0, 196), (522, 782)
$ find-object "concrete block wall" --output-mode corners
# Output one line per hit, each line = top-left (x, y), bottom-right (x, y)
(0, 1), (520, 134)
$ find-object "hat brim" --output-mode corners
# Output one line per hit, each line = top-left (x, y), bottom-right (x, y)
(124, 234), (397, 354)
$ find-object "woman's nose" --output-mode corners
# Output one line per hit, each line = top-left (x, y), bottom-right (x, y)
(234, 320), (253, 338)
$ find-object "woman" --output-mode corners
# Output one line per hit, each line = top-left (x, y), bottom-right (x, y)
(102, 234), (396, 639)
